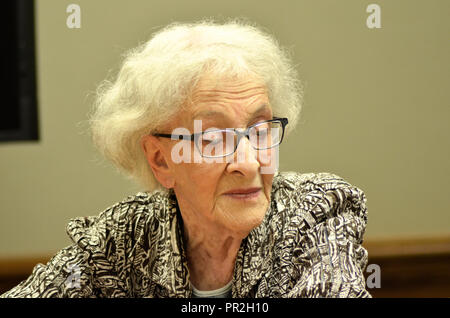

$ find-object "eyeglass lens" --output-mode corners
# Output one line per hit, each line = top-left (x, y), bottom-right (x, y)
(196, 121), (283, 158)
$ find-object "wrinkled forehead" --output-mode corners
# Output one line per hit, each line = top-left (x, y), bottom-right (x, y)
(182, 74), (272, 127)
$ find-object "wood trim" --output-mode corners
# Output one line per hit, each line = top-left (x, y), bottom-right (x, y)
(363, 236), (450, 297)
(0, 255), (51, 277)
(365, 253), (450, 298)
(363, 235), (450, 258)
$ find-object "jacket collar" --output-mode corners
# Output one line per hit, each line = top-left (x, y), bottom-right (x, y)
(147, 189), (191, 297)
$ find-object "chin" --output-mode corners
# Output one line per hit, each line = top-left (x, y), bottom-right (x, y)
(225, 208), (267, 237)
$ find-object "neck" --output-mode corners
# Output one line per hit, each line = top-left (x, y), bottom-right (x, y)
(180, 211), (244, 291)
(185, 228), (243, 264)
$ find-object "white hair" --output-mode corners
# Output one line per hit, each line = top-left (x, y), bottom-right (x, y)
(90, 18), (303, 192)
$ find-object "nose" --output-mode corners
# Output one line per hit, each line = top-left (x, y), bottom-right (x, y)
(226, 135), (260, 176)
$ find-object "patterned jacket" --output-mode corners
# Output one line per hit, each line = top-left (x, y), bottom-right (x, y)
(1, 172), (371, 298)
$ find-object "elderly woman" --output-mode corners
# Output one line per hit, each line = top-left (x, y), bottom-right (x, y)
(1, 20), (370, 298)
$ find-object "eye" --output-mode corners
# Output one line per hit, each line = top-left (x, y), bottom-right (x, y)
(202, 131), (224, 145)
(253, 129), (269, 141)
(251, 123), (270, 138)
(203, 139), (222, 146)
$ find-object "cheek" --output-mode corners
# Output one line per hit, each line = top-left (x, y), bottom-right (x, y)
(175, 162), (224, 197)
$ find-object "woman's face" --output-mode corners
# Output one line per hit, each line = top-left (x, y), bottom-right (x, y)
(157, 75), (276, 238)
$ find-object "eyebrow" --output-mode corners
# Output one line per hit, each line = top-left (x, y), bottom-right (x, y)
(192, 104), (271, 121)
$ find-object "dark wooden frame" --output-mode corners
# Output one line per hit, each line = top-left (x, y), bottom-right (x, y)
(0, 0), (39, 142)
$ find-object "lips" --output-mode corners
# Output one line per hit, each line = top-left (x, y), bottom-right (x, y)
(224, 187), (262, 195)
(223, 187), (262, 201)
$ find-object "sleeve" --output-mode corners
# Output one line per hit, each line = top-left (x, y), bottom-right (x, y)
(0, 203), (129, 298)
(287, 173), (371, 298)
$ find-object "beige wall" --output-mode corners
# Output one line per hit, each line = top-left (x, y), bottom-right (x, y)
(0, 0), (449, 257)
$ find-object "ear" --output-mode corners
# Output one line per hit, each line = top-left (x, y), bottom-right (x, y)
(141, 135), (175, 189)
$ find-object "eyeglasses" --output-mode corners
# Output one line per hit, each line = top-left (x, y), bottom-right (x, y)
(152, 117), (288, 158)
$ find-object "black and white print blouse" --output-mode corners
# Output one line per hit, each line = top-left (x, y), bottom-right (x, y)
(1, 172), (371, 298)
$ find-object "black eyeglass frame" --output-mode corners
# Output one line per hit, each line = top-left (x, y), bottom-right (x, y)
(152, 117), (288, 158)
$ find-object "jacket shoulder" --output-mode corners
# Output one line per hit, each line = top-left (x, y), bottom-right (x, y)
(273, 171), (354, 190)
(66, 190), (170, 254)
(273, 171), (368, 242)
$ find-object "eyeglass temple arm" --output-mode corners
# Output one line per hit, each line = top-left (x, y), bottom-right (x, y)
(152, 133), (195, 140)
